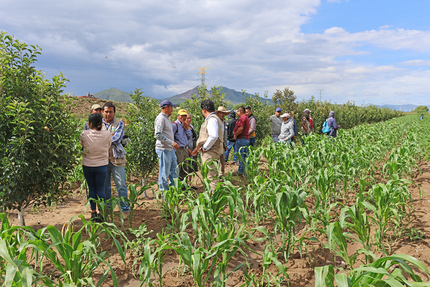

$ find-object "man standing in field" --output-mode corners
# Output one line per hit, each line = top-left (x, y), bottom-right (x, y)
(102, 102), (129, 212)
(232, 106), (250, 177)
(84, 104), (103, 130)
(245, 106), (257, 147)
(289, 110), (298, 141)
(270, 107), (283, 143)
(154, 100), (179, 197)
(301, 109), (313, 143)
(191, 100), (224, 191)
(225, 110), (237, 165)
(215, 106), (231, 176)
(172, 109), (192, 182)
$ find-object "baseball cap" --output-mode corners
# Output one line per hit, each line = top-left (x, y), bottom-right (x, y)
(177, 109), (188, 116)
(160, 99), (176, 108)
(275, 108), (282, 112)
(91, 104), (102, 111)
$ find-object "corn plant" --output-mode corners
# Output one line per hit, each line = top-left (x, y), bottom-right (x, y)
(137, 231), (172, 287)
(32, 216), (126, 287)
(170, 232), (216, 287)
(269, 188), (307, 263)
(315, 254), (430, 286)
(363, 180), (413, 253)
(0, 213), (53, 287)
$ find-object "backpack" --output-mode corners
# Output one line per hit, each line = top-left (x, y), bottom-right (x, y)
(322, 120), (330, 133)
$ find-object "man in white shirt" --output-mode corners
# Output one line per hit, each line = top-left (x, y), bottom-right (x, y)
(191, 100), (223, 191)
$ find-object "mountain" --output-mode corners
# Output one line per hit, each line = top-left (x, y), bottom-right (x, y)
(166, 86), (272, 105)
(378, 104), (419, 112)
(93, 88), (132, 103)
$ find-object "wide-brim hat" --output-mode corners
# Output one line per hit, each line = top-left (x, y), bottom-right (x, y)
(281, 113), (290, 118)
(215, 106), (230, 115)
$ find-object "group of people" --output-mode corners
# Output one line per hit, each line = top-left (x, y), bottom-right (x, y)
(80, 103), (129, 222)
(270, 108), (339, 144)
(154, 99), (255, 194)
(80, 99), (341, 220)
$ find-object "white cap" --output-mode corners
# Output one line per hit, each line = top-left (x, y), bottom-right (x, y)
(280, 113), (290, 118)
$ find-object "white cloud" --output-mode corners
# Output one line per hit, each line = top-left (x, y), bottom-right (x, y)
(401, 60), (430, 66)
(0, 0), (429, 104)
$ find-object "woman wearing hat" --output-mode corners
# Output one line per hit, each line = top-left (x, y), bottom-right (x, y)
(278, 112), (294, 144)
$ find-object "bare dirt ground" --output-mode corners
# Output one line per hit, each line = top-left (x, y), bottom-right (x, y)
(4, 160), (430, 287)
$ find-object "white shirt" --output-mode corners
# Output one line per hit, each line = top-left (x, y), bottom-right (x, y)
(202, 116), (219, 151)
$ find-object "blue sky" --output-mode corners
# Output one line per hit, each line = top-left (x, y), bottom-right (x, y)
(1, 0), (429, 105)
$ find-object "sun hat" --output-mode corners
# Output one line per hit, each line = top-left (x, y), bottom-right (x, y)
(215, 106), (231, 115)
(280, 113), (290, 118)
(304, 108), (312, 113)
(177, 109), (188, 116)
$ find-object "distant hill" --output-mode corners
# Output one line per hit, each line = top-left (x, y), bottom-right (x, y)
(378, 104), (419, 112)
(93, 88), (132, 103)
(166, 86), (272, 106)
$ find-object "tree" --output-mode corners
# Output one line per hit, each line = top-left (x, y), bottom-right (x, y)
(0, 32), (78, 225)
(125, 88), (160, 185)
(181, 85), (230, 134)
(272, 87), (297, 113)
(414, 106), (429, 113)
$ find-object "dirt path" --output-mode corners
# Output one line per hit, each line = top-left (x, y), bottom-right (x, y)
(5, 162), (430, 286)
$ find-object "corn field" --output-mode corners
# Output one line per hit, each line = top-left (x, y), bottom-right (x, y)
(1, 114), (430, 286)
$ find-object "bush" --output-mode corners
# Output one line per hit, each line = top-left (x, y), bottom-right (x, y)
(125, 88), (161, 181)
(0, 32), (78, 225)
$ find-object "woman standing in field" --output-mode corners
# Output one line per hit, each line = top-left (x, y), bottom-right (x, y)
(278, 112), (295, 144)
(327, 111), (340, 138)
(81, 113), (112, 221)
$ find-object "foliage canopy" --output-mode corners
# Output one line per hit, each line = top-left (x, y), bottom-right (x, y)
(0, 32), (78, 223)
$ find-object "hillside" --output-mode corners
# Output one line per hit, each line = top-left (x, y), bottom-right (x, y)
(66, 95), (130, 119)
(93, 88), (133, 103)
(166, 86), (272, 106)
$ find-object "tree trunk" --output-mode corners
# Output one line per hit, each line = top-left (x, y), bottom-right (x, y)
(141, 178), (147, 198)
(18, 207), (25, 226)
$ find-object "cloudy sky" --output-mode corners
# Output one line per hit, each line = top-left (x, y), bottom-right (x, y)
(1, 0), (429, 105)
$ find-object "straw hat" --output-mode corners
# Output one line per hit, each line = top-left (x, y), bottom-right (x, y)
(215, 106), (230, 115)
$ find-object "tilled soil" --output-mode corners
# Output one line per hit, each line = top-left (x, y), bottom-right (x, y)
(5, 161), (430, 286)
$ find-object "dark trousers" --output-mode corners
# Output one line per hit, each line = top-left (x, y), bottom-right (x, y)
(83, 165), (107, 211)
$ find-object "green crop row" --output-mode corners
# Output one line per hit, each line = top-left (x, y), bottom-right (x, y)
(2, 115), (430, 286)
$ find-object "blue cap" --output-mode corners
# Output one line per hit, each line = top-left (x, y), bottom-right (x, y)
(160, 99), (176, 108)
(275, 107), (281, 112)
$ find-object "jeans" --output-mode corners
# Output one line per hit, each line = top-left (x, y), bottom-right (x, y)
(235, 138), (250, 174)
(156, 149), (178, 191)
(272, 136), (279, 143)
(224, 140), (236, 162)
(83, 165), (107, 211)
(105, 162), (129, 211)
(249, 137), (256, 147)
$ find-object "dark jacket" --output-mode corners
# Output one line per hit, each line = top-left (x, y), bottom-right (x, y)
(327, 111), (338, 137)
(226, 111), (237, 142)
